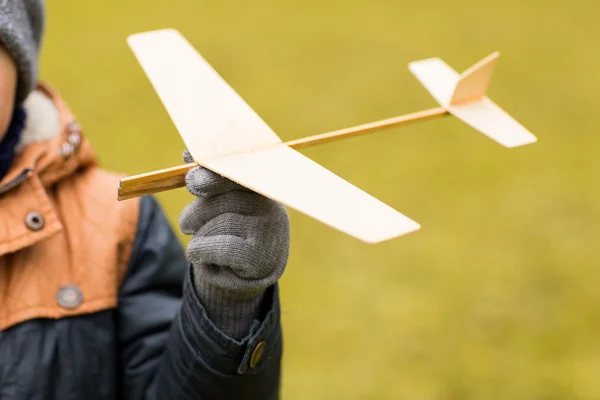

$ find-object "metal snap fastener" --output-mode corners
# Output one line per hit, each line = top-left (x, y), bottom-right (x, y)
(60, 142), (74, 160)
(67, 132), (81, 148)
(25, 211), (45, 231)
(57, 285), (83, 309)
(249, 340), (266, 369)
(67, 122), (81, 132)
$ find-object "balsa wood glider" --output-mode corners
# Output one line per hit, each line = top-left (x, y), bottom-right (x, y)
(117, 29), (537, 243)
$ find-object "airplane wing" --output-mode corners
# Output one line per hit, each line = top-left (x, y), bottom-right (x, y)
(409, 57), (537, 148)
(127, 29), (282, 160)
(128, 28), (420, 242)
(202, 144), (421, 243)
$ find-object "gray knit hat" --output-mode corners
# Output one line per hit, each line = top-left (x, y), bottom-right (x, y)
(0, 0), (44, 103)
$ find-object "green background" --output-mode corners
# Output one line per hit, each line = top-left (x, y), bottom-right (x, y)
(42, 1), (598, 398)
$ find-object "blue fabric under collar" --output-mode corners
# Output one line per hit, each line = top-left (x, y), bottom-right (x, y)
(0, 106), (27, 182)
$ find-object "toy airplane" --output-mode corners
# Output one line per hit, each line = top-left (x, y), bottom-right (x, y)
(117, 29), (537, 243)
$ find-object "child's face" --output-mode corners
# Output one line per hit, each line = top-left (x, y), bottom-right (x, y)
(0, 44), (17, 141)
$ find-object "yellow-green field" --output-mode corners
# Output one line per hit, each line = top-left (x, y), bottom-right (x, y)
(44, 1), (599, 398)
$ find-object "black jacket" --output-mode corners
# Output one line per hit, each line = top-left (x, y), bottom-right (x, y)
(0, 196), (282, 399)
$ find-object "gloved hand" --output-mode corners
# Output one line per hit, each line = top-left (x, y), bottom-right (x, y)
(179, 150), (290, 339)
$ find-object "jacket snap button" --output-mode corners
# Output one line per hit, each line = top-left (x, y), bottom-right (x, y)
(67, 132), (81, 148)
(57, 285), (83, 309)
(249, 340), (266, 369)
(25, 211), (45, 231)
(60, 142), (74, 160)
(67, 122), (81, 133)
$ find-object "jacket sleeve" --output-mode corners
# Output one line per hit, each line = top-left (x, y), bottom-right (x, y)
(117, 195), (283, 400)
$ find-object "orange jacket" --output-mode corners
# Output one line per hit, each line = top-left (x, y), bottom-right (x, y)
(0, 84), (140, 330)
(0, 84), (283, 399)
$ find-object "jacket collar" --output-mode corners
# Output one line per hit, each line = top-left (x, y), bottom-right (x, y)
(0, 83), (97, 256)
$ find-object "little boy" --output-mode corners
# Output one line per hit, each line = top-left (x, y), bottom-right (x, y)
(0, 2), (289, 399)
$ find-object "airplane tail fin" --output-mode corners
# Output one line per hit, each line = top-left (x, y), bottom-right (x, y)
(409, 52), (537, 148)
(449, 52), (499, 105)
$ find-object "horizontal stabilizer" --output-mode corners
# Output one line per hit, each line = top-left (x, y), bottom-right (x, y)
(449, 98), (537, 148)
(409, 57), (457, 105)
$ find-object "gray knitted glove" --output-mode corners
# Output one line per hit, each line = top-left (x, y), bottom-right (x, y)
(179, 150), (290, 339)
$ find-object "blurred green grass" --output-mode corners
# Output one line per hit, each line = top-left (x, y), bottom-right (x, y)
(43, 1), (599, 398)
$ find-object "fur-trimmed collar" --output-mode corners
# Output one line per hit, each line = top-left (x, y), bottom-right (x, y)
(15, 89), (61, 153)
(0, 84), (96, 188)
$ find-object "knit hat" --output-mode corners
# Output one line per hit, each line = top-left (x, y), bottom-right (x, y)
(0, 1), (45, 103)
